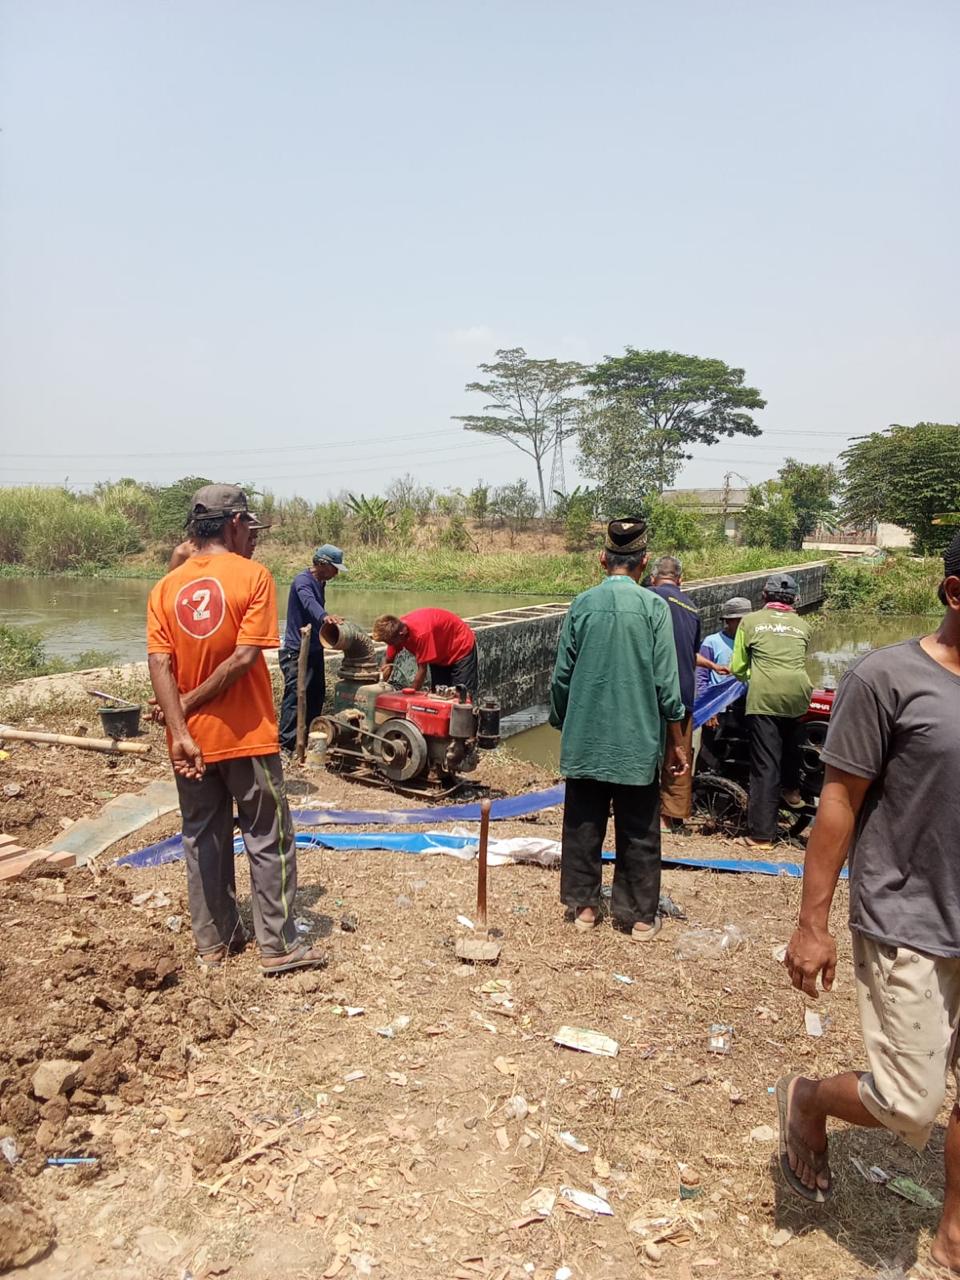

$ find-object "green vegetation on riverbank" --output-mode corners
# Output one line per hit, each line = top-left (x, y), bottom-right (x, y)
(0, 624), (116, 685)
(823, 555), (943, 615)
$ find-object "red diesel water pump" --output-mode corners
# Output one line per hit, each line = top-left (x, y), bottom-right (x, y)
(307, 620), (501, 789)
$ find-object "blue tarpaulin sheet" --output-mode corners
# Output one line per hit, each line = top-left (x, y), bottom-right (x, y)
(289, 784), (566, 827)
(692, 675), (746, 729)
(118, 827), (835, 878)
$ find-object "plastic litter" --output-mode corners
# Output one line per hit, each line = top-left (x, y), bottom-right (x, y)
(504, 1095), (529, 1121)
(554, 1026), (619, 1057)
(164, 914), (183, 933)
(558, 1131), (589, 1153)
(706, 1024), (734, 1055)
(612, 973), (634, 985)
(886, 1175), (941, 1208)
(46, 1156), (98, 1166)
(131, 889), (171, 910)
(559, 1185), (613, 1216)
(658, 892), (687, 920)
(0, 1137), (18, 1166)
(677, 924), (744, 960)
(804, 1008), (824, 1037)
(457, 915), (475, 930)
(340, 914), (358, 932)
(395, 895), (413, 909)
(519, 1187), (556, 1218)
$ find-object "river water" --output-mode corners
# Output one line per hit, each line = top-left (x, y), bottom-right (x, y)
(504, 613), (936, 769)
(0, 577), (933, 772)
(0, 576), (555, 664)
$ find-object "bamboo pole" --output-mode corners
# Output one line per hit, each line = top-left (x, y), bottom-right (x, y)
(295, 623), (312, 763)
(476, 797), (492, 928)
(0, 727), (151, 756)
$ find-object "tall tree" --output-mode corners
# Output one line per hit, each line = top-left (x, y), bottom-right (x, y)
(581, 349), (766, 492)
(575, 398), (682, 514)
(841, 423), (960, 553)
(454, 348), (584, 515)
(777, 458), (838, 548)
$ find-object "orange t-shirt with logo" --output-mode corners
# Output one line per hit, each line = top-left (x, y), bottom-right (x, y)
(146, 553), (281, 762)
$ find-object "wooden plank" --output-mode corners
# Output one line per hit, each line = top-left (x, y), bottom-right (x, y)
(0, 852), (50, 881)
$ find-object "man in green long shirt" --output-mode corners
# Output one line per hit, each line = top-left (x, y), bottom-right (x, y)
(730, 573), (813, 848)
(549, 518), (688, 942)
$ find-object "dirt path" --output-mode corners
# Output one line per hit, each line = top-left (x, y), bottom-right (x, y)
(0, 736), (948, 1279)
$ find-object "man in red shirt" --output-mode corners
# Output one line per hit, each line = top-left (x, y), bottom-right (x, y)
(372, 608), (479, 701)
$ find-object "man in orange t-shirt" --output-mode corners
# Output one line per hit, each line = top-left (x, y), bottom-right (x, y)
(147, 484), (323, 975)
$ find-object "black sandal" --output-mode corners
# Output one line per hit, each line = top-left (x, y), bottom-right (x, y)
(776, 1074), (832, 1203)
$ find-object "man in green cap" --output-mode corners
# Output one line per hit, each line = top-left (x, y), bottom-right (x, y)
(549, 517), (688, 942)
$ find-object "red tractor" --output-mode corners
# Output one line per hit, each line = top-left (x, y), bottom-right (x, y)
(692, 689), (835, 839)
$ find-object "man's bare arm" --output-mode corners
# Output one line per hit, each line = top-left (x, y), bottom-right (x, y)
(181, 646), (263, 716)
(785, 766), (872, 997)
(411, 662), (429, 691)
(147, 654), (204, 779)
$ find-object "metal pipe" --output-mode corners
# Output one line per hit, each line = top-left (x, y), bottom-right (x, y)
(319, 619), (380, 679)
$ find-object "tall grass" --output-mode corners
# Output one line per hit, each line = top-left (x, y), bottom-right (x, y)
(823, 555), (942, 615)
(0, 488), (140, 571)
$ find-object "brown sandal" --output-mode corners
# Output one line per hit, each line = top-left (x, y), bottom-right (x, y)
(776, 1074), (832, 1202)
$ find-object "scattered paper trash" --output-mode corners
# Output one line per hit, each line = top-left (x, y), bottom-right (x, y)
(558, 1131), (589, 1153)
(457, 915), (475, 930)
(555, 1268), (573, 1280)
(131, 889), (171, 910)
(850, 1157), (890, 1184)
(612, 973), (634, 985)
(772, 943), (788, 963)
(804, 1008), (824, 1037)
(521, 1187), (556, 1218)
(0, 1137), (18, 1166)
(343, 1070), (366, 1083)
(886, 1175), (941, 1208)
(559, 1185), (613, 1216)
(554, 1026), (619, 1057)
(164, 914), (183, 933)
(706, 1023), (734, 1055)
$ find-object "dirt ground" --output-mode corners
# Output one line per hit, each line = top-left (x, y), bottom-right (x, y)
(0, 727), (950, 1280)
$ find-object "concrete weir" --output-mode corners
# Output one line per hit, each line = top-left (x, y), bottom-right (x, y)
(465, 560), (829, 719)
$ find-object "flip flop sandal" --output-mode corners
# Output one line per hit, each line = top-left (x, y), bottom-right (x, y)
(574, 911), (598, 932)
(776, 1074), (832, 1203)
(737, 836), (775, 851)
(260, 945), (327, 977)
(630, 917), (662, 942)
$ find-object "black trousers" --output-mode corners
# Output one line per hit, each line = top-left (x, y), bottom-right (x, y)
(560, 777), (661, 930)
(278, 648), (326, 753)
(747, 713), (801, 841)
(428, 643), (479, 702)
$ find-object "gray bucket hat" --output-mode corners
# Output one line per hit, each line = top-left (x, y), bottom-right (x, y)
(720, 596), (753, 619)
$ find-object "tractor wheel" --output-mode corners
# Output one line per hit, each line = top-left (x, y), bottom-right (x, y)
(692, 773), (749, 835)
(377, 719), (429, 783)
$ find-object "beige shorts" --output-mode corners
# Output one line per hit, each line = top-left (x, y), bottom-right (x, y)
(855, 931), (960, 1150)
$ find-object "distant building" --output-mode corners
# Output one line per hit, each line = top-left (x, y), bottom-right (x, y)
(662, 487), (750, 540)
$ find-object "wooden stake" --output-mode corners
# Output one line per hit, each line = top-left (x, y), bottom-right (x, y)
(476, 796), (492, 929)
(295, 623), (312, 763)
(0, 727), (151, 756)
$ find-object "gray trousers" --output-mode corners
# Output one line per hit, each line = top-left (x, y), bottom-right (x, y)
(175, 754), (299, 958)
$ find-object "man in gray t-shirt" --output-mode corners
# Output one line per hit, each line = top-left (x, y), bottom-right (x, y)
(773, 531), (960, 1274)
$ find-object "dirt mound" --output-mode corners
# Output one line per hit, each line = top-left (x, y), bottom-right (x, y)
(0, 867), (238, 1172)
(0, 1167), (54, 1270)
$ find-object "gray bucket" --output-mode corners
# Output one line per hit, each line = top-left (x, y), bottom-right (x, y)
(98, 705), (142, 739)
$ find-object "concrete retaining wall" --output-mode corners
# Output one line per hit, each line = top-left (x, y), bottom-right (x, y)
(463, 560), (828, 717)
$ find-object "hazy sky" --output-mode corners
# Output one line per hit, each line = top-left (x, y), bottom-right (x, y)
(1, 0), (957, 500)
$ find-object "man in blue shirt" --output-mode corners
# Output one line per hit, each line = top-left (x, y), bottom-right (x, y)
(695, 596), (752, 699)
(278, 545), (347, 754)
